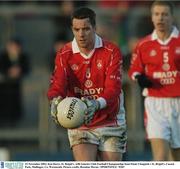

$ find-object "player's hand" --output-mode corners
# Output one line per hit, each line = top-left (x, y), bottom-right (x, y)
(135, 74), (153, 88)
(50, 96), (62, 124)
(81, 97), (100, 125)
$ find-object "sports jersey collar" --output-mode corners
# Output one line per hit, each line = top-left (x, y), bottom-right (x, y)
(72, 34), (103, 54)
(151, 26), (179, 45)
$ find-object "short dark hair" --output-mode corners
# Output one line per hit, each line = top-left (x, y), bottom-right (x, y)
(71, 7), (96, 27)
(9, 37), (22, 46)
(151, 0), (174, 15)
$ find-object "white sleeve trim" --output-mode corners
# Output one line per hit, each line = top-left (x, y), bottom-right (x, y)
(132, 72), (141, 80)
(142, 88), (149, 96)
(97, 97), (107, 109)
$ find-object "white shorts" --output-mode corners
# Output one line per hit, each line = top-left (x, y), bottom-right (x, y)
(68, 125), (127, 153)
(145, 97), (180, 148)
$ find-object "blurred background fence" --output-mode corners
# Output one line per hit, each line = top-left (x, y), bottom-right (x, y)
(0, 0), (180, 161)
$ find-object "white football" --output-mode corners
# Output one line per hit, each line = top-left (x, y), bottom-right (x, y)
(56, 97), (87, 129)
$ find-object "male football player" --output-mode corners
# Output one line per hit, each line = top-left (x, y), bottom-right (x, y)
(128, 1), (180, 160)
(47, 7), (127, 161)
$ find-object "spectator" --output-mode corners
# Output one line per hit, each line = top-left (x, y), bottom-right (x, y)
(0, 37), (30, 127)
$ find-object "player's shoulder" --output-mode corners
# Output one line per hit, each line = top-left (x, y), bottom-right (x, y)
(136, 34), (152, 48)
(102, 39), (121, 52)
(57, 42), (72, 55)
(174, 33), (180, 41)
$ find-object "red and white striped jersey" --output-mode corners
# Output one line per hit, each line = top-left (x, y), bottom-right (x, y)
(128, 27), (180, 97)
(47, 35), (125, 128)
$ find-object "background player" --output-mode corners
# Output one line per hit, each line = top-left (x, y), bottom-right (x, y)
(47, 7), (127, 161)
(128, 1), (180, 160)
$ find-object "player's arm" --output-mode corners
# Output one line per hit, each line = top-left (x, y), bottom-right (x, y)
(47, 52), (68, 123)
(99, 47), (122, 108)
(47, 51), (67, 100)
(128, 45), (152, 88)
(128, 44), (144, 80)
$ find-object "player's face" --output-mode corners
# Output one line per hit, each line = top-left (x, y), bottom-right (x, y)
(72, 18), (95, 53)
(151, 5), (173, 33)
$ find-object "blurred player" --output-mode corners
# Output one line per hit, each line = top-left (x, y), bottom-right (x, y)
(128, 1), (180, 160)
(47, 7), (127, 161)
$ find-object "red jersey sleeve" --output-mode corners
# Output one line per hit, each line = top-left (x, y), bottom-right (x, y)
(128, 43), (145, 80)
(99, 47), (122, 106)
(47, 51), (68, 100)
